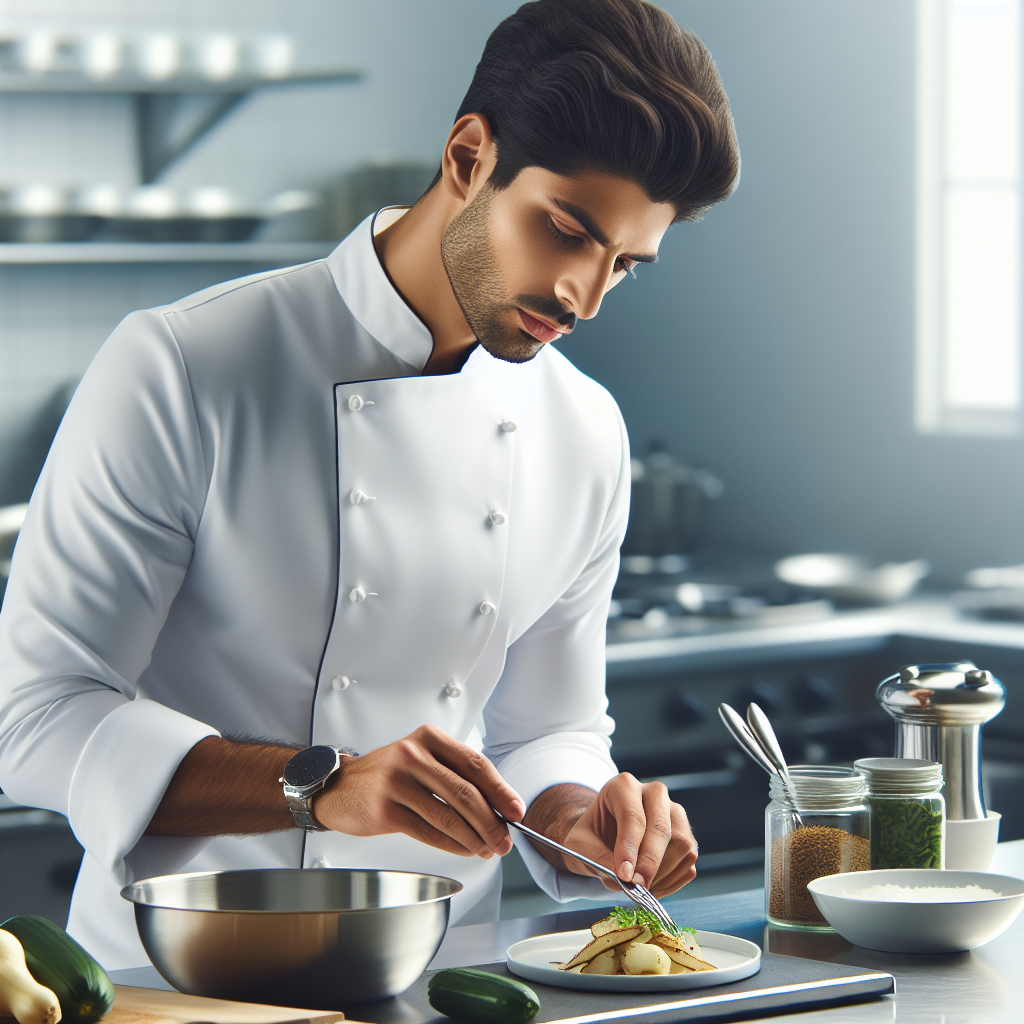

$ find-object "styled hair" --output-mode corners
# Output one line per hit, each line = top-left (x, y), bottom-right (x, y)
(454, 0), (740, 222)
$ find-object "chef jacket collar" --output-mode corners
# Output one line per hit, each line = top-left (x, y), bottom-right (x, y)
(325, 207), (434, 372)
(325, 207), (543, 379)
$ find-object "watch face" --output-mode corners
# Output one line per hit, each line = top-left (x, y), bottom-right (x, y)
(283, 746), (338, 789)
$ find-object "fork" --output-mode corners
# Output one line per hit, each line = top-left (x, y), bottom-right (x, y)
(494, 809), (678, 933)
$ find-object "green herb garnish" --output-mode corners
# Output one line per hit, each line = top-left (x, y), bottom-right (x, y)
(608, 905), (694, 937)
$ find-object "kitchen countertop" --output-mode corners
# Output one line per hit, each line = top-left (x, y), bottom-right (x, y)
(422, 838), (1024, 1023)
(605, 595), (1024, 672)
(111, 840), (1024, 1022)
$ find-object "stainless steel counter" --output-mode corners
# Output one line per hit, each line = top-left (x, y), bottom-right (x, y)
(423, 838), (1024, 1023)
(606, 596), (1024, 672)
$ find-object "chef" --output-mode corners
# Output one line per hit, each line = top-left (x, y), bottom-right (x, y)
(0, 0), (739, 969)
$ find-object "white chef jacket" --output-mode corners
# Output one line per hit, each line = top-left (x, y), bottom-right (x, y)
(0, 210), (629, 970)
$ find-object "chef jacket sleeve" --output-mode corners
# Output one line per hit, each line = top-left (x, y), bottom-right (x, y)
(0, 309), (220, 887)
(482, 408), (629, 902)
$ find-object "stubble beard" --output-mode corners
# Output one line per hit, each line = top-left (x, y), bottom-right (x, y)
(440, 186), (545, 365)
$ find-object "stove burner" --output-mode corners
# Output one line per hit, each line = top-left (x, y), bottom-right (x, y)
(609, 577), (833, 631)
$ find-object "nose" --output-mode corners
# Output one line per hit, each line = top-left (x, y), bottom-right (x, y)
(556, 263), (614, 321)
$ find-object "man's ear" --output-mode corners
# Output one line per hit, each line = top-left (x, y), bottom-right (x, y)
(441, 113), (498, 203)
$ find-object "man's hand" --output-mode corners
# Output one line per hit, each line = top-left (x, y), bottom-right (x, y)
(314, 724), (524, 858)
(524, 775), (697, 898)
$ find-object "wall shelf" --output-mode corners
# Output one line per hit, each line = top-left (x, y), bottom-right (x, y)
(0, 69), (362, 182)
(0, 241), (334, 265)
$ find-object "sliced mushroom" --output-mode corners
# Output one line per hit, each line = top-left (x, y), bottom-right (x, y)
(580, 948), (620, 975)
(622, 943), (671, 976)
(651, 937), (716, 972)
(590, 916), (619, 937)
(561, 925), (644, 969)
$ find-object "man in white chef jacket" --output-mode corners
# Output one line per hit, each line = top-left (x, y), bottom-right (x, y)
(0, 0), (739, 969)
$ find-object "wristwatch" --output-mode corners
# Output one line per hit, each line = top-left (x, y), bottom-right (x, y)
(279, 744), (357, 832)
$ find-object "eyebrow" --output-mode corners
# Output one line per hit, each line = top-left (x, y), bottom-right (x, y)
(553, 199), (659, 263)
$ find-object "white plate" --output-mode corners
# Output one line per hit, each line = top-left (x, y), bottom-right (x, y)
(506, 929), (761, 992)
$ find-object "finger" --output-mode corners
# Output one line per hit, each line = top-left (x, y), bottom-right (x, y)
(650, 803), (697, 880)
(633, 783), (674, 888)
(650, 804), (698, 895)
(604, 774), (648, 882)
(421, 725), (526, 821)
(419, 757), (514, 855)
(391, 803), (479, 857)
(398, 779), (498, 857)
(394, 731), (511, 854)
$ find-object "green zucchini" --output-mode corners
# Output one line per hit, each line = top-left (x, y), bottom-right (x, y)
(428, 968), (539, 1024)
(0, 916), (114, 1024)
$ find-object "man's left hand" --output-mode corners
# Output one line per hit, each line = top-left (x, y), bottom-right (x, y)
(523, 776), (697, 898)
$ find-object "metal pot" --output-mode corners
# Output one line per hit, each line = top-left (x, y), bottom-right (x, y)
(621, 445), (722, 557)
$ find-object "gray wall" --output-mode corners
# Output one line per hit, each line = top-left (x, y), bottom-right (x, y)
(560, 0), (1024, 585)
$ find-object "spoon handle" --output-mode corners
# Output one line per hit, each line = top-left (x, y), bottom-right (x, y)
(746, 703), (789, 778)
(718, 703), (780, 778)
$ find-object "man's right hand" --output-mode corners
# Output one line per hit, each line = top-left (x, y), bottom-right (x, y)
(313, 725), (524, 858)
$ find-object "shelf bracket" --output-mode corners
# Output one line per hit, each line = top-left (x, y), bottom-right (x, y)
(136, 91), (247, 184)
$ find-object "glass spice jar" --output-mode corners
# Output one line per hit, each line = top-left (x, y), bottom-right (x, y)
(765, 766), (870, 930)
(854, 757), (945, 870)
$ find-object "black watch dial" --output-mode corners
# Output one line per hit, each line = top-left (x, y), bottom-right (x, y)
(283, 745), (338, 788)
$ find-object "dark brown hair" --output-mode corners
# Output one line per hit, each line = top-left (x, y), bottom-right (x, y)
(455, 0), (739, 222)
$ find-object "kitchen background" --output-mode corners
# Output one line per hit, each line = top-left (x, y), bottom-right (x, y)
(1, 0), (1022, 927)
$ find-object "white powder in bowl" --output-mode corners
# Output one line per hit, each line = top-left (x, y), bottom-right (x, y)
(848, 883), (1003, 902)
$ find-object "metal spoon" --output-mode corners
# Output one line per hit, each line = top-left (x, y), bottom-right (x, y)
(746, 702), (805, 819)
(718, 703), (805, 825)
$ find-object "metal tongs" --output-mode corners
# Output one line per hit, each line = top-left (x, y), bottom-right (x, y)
(494, 810), (678, 933)
(718, 702), (805, 826)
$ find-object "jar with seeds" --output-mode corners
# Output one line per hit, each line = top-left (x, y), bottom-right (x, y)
(766, 766), (870, 929)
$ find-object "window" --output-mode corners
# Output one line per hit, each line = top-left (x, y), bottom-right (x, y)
(916, 0), (1022, 435)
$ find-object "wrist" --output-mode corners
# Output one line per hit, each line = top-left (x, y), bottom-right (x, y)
(523, 783), (594, 873)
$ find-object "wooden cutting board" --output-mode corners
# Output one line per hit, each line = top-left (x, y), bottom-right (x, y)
(104, 985), (348, 1024)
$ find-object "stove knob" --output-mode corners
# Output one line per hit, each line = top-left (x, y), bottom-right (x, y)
(664, 691), (707, 729)
(739, 680), (783, 715)
(793, 675), (835, 713)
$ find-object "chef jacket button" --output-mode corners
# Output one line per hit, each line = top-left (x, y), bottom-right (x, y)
(347, 395), (374, 411)
(479, 601), (496, 616)
(488, 510), (506, 526)
(444, 681), (462, 698)
(349, 489), (376, 505)
(500, 420), (517, 433)
(311, 856), (331, 868)
(332, 675), (353, 691)
(348, 587), (377, 603)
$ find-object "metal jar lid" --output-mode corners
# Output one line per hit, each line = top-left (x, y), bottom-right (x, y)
(876, 662), (1005, 728)
(854, 757), (943, 795)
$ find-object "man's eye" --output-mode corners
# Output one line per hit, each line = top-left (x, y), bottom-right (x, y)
(547, 217), (585, 247)
(615, 257), (638, 279)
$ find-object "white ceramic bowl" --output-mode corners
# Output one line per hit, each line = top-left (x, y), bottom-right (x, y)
(945, 811), (1000, 870)
(807, 869), (1024, 952)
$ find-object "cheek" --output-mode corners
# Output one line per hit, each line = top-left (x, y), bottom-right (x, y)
(488, 206), (568, 295)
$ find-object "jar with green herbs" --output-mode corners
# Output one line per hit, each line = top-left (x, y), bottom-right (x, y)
(765, 766), (870, 930)
(855, 757), (944, 870)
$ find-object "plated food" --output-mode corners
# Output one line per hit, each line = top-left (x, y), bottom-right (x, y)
(554, 908), (714, 977)
(506, 909), (761, 993)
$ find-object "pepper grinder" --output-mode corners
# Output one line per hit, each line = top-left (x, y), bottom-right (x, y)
(876, 662), (1005, 820)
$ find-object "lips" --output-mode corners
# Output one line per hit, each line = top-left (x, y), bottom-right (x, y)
(517, 308), (565, 344)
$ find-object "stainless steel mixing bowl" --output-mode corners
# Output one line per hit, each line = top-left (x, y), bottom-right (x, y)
(121, 868), (461, 1007)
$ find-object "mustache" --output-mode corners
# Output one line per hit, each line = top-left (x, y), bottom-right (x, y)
(514, 294), (577, 334)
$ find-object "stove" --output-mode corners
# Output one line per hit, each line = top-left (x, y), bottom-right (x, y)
(609, 553), (833, 642)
